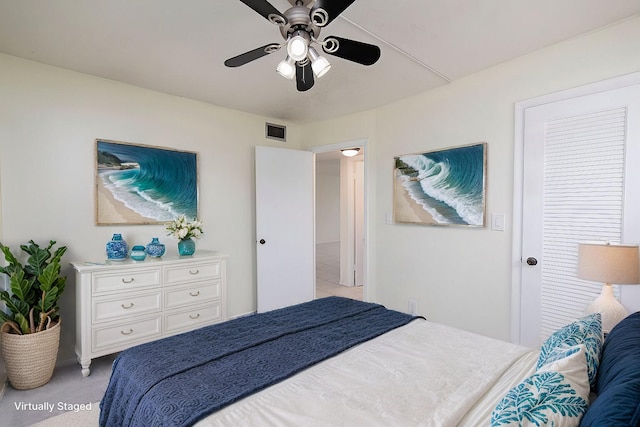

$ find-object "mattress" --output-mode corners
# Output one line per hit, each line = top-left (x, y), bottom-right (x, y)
(195, 318), (537, 427)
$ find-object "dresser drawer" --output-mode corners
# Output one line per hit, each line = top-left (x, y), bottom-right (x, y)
(92, 315), (162, 352)
(164, 261), (220, 285)
(92, 290), (162, 323)
(164, 280), (221, 309)
(92, 268), (161, 295)
(164, 303), (222, 334)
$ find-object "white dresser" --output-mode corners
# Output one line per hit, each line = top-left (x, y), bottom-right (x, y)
(71, 251), (227, 377)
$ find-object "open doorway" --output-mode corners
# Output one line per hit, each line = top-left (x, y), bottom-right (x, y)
(312, 143), (366, 301)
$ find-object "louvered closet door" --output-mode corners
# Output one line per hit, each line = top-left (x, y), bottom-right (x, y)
(520, 84), (640, 348)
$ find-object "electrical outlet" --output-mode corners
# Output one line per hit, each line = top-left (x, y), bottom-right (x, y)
(408, 299), (418, 315)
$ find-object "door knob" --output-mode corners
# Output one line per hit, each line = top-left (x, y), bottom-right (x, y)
(259, 239), (266, 245)
(526, 257), (538, 266)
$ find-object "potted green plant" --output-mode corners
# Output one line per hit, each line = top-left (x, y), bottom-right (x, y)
(0, 240), (67, 390)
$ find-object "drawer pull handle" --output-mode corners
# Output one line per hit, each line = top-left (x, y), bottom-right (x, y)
(190, 291), (200, 297)
(121, 303), (134, 309)
(122, 278), (135, 284)
(121, 328), (134, 335)
(189, 269), (200, 275)
(189, 313), (200, 320)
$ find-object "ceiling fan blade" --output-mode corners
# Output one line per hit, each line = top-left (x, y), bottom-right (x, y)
(322, 36), (381, 66)
(311, 0), (356, 27)
(296, 62), (314, 92)
(238, 0), (287, 25)
(224, 43), (280, 67)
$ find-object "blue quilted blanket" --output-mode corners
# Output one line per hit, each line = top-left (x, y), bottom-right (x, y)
(99, 297), (420, 426)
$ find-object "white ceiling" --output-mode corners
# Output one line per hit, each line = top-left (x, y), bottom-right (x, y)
(1, 0), (639, 123)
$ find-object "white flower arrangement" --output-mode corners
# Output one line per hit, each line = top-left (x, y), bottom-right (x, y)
(165, 215), (203, 241)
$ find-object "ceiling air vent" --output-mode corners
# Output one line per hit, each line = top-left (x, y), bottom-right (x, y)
(265, 123), (286, 142)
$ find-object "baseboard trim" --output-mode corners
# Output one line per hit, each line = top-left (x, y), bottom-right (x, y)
(228, 311), (256, 320)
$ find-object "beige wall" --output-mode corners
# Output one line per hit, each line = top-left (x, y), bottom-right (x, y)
(0, 157), (6, 394)
(0, 53), (303, 363)
(1, 15), (639, 370)
(315, 158), (341, 244)
(304, 16), (640, 341)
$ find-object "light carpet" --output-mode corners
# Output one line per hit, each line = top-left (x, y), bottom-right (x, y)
(0, 354), (115, 427)
(31, 404), (99, 427)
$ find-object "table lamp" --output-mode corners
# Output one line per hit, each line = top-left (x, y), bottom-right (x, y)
(577, 242), (640, 333)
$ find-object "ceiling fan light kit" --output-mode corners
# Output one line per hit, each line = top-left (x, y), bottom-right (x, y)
(228, 0), (381, 91)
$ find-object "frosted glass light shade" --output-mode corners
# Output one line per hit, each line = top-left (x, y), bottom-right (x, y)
(312, 57), (331, 77)
(341, 148), (360, 157)
(276, 57), (295, 80)
(287, 35), (308, 62)
(308, 47), (331, 78)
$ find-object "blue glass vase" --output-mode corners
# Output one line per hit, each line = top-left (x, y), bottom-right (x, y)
(130, 245), (147, 261)
(106, 234), (128, 261)
(178, 238), (196, 256)
(145, 237), (165, 258)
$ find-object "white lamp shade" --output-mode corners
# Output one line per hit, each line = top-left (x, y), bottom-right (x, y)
(312, 57), (331, 78)
(577, 242), (640, 284)
(276, 57), (295, 80)
(287, 35), (308, 62)
(308, 47), (331, 78)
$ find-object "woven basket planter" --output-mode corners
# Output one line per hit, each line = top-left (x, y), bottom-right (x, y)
(1, 320), (61, 390)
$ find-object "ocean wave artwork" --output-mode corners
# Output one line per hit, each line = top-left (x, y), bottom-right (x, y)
(393, 143), (486, 226)
(96, 140), (198, 224)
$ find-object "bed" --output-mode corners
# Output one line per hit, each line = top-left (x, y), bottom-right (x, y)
(98, 296), (640, 426)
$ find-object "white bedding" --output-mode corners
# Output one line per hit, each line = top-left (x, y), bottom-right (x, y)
(458, 351), (538, 426)
(195, 319), (536, 427)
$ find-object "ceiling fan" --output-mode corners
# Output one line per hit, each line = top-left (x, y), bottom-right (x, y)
(225, 0), (381, 91)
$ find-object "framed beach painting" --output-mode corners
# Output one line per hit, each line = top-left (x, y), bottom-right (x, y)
(393, 142), (487, 227)
(95, 139), (198, 225)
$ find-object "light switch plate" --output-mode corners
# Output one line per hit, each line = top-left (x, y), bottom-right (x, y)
(491, 213), (505, 231)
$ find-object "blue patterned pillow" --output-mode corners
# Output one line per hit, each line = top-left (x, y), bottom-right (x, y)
(492, 345), (590, 426)
(540, 344), (583, 367)
(537, 313), (602, 387)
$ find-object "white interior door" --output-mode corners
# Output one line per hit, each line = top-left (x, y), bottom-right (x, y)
(519, 84), (640, 348)
(255, 146), (315, 312)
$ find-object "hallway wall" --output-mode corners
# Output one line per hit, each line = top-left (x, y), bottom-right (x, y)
(316, 158), (340, 244)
